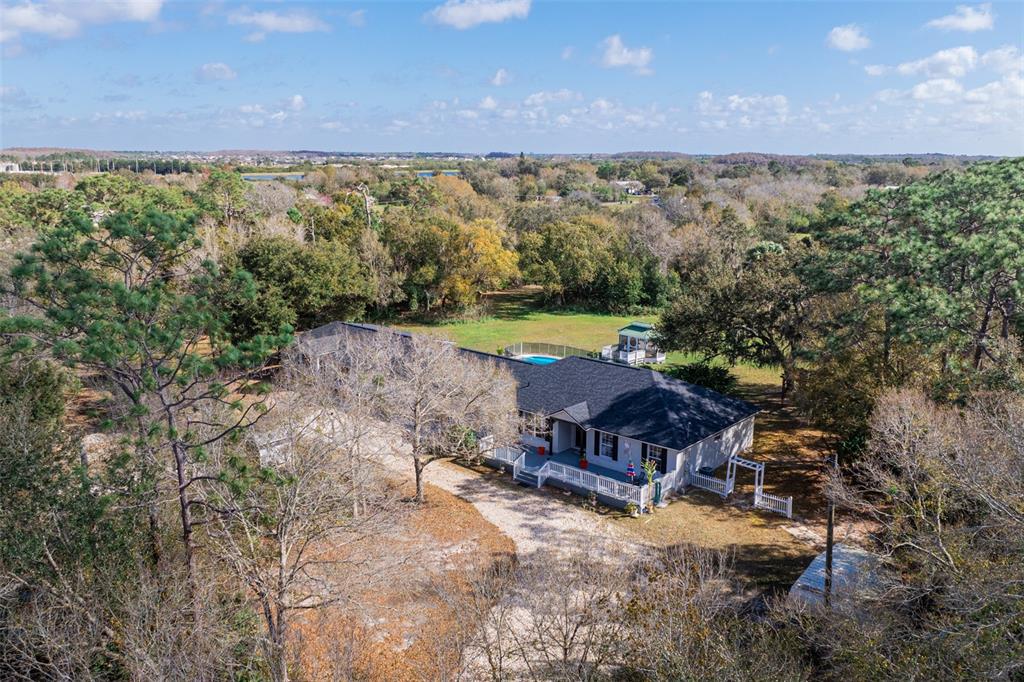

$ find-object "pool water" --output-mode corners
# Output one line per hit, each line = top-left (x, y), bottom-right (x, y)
(520, 355), (559, 365)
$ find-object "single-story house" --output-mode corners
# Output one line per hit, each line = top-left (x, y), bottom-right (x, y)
(297, 321), (760, 510)
(610, 179), (646, 195)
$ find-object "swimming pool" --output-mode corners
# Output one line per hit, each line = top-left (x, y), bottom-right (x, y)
(519, 354), (559, 365)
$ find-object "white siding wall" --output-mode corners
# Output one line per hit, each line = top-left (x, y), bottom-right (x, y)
(678, 416), (755, 473)
(552, 420), (575, 453)
(522, 415), (756, 478)
(583, 430), (681, 476)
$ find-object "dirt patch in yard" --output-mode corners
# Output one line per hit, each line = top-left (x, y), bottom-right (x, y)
(732, 383), (831, 522)
(293, 480), (514, 681)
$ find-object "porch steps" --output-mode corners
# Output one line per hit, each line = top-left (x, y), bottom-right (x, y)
(515, 470), (541, 488)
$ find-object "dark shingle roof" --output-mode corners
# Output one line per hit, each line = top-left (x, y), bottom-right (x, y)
(501, 356), (758, 450)
(298, 322), (758, 452)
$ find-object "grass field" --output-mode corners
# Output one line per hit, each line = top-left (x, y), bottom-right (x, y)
(398, 287), (780, 387)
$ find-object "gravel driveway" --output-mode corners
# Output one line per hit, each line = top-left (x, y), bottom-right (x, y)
(379, 446), (630, 558)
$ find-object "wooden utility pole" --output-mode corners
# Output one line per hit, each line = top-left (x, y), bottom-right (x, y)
(823, 449), (838, 607)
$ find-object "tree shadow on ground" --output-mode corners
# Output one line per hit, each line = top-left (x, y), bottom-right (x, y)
(482, 286), (546, 321)
(729, 381), (830, 522)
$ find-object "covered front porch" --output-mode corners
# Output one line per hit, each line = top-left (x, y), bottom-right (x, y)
(485, 444), (676, 511)
(521, 447), (658, 485)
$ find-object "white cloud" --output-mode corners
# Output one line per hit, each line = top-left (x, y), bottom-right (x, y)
(0, 0), (164, 44)
(196, 62), (236, 82)
(490, 68), (509, 86)
(926, 3), (993, 32)
(91, 109), (147, 123)
(489, 67), (509, 85)
(897, 46), (978, 78)
(426, 0), (530, 30)
(320, 120), (349, 132)
(872, 67), (1022, 134)
(982, 45), (1023, 75)
(457, 109), (479, 119)
(285, 94), (305, 112)
(911, 78), (964, 101)
(561, 46), (573, 60)
(826, 24), (870, 52)
(964, 73), (1023, 103)
(600, 34), (653, 74)
(479, 95), (498, 110)
(523, 89), (579, 106)
(696, 90), (790, 129)
(228, 9), (329, 42)
(864, 64), (889, 76)
(347, 9), (366, 27)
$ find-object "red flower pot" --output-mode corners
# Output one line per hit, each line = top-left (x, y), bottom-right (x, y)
(579, 459), (588, 469)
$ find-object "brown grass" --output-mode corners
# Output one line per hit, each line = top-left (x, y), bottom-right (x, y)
(293, 480), (514, 681)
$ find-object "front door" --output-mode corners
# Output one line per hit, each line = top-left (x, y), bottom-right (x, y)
(574, 425), (586, 452)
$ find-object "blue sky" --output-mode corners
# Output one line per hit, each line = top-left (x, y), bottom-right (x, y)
(1, 1), (1022, 154)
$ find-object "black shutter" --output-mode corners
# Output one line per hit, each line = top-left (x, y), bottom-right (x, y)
(641, 442), (648, 466)
(611, 435), (619, 461)
(659, 447), (667, 474)
(591, 431), (599, 458)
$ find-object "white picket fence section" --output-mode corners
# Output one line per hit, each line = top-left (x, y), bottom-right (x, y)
(664, 467), (690, 493)
(539, 461), (648, 508)
(688, 470), (733, 497)
(754, 490), (793, 518)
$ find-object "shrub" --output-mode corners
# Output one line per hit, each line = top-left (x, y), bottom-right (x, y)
(660, 362), (738, 395)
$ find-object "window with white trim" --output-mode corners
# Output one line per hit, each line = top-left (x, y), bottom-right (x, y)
(645, 445), (667, 469)
(599, 432), (615, 458)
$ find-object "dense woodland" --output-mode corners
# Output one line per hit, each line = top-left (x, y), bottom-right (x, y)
(0, 153), (1021, 680)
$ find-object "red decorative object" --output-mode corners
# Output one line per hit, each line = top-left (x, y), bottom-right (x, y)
(579, 458), (588, 470)
(538, 445), (546, 456)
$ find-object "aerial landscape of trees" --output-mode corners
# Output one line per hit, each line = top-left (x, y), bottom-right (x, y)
(0, 153), (1021, 679)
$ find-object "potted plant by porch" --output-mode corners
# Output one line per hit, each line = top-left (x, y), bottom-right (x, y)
(641, 458), (658, 513)
(579, 451), (588, 469)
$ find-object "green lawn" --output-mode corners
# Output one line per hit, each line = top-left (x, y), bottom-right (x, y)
(397, 287), (780, 387)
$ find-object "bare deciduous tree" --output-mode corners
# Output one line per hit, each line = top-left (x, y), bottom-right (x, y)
(206, 356), (407, 682)
(829, 388), (1024, 679)
(319, 329), (520, 503)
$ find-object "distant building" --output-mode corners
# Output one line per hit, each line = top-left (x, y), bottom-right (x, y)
(610, 179), (645, 195)
(0, 162), (21, 173)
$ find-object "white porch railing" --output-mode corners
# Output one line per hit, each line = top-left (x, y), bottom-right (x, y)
(688, 470), (733, 497)
(512, 452), (525, 480)
(754, 490), (793, 518)
(490, 445), (523, 465)
(537, 460), (648, 508)
(599, 345), (666, 366)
